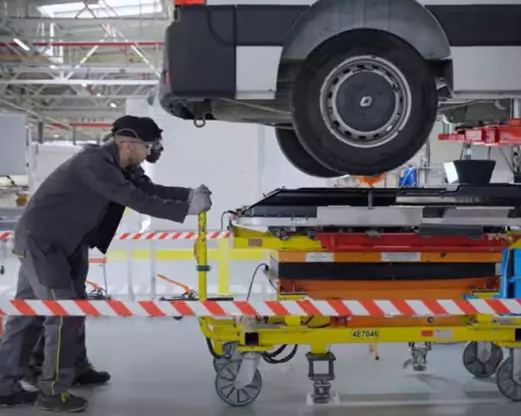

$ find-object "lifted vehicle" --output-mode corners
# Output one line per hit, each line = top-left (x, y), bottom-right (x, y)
(159, 0), (521, 177)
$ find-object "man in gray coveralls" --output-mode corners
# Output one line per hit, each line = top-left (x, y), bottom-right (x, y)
(0, 115), (212, 412)
(21, 117), (171, 393)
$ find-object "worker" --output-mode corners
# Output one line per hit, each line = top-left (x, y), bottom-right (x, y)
(0, 115), (212, 412)
(21, 116), (202, 393)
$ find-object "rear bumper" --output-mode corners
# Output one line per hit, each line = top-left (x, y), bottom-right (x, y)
(166, 5), (236, 98)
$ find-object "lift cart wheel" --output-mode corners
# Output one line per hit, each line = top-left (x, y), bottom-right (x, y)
(215, 359), (263, 407)
(496, 357), (521, 401)
(212, 342), (237, 373)
(463, 342), (503, 378)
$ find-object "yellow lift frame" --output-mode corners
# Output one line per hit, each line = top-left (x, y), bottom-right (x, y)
(194, 214), (521, 406)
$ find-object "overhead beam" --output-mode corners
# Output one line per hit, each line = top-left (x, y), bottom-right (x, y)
(4, 65), (157, 74)
(40, 109), (125, 118)
(0, 41), (164, 48)
(0, 54), (162, 63)
(51, 122), (113, 129)
(0, 79), (159, 86)
(5, 17), (170, 23)
(23, 94), (152, 99)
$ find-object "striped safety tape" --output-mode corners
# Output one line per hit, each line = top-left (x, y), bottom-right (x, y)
(0, 299), (520, 318)
(0, 231), (231, 241)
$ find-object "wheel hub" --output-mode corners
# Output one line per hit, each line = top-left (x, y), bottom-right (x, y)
(319, 55), (412, 149)
(334, 71), (396, 133)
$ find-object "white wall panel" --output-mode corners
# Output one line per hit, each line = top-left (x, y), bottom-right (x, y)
(149, 101), (331, 230)
(0, 113), (28, 176)
(31, 143), (80, 190)
(150, 101), (262, 231)
(125, 98), (152, 118)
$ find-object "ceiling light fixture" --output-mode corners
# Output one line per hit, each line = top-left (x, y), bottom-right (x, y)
(13, 38), (30, 51)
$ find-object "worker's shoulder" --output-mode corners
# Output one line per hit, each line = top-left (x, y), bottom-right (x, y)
(74, 143), (118, 167)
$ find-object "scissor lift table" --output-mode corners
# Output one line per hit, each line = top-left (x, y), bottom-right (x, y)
(196, 185), (521, 406)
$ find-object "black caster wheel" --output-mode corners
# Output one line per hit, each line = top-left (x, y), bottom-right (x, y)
(212, 342), (236, 373)
(215, 359), (262, 406)
(496, 357), (521, 401)
(463, 342), (503, 378)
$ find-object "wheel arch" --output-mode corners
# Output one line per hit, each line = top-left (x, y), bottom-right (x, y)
(281, 0), (451, 63)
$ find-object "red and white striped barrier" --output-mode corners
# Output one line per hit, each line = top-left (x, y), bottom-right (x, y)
(0, 231), (231, 241)
(0, 298), (520, 318)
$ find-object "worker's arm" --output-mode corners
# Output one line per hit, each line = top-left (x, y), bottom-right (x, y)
(76, 150), (189, 223)
(127, 165), (191, 202)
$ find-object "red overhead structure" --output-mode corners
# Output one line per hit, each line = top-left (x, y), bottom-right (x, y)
(438, 118), (521, 145)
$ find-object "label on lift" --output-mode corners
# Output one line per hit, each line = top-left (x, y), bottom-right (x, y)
(421, 329), (454, 339)
(381, 252), (421, 262)
(290, 218), (309, 225)
(433, 329), (454, 339)
(305, 252), (334, 262)
(351, 329), (380, 339)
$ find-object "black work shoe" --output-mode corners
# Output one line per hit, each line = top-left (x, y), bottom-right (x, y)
(36, 392), (88, 413)
(0, 390), (38, 407)
(74, 368), (111, 386)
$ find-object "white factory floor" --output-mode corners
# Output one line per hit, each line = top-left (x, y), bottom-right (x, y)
(2, 319), (519, 416)
(0, 257), (520, 415)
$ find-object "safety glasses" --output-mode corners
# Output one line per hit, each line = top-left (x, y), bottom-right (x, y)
(120, 137), (151, 150)
(115, 129), (152, 151)
(107, 128), (162, 153)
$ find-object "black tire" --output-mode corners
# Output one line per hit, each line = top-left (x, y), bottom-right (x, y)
(462, 342), (503, 378)
(275, 128), (340, 178)
(292, 30), (437, 176)
(496, 357), (521, 401)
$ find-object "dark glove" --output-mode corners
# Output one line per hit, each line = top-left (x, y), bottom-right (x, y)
(187, 192), (212, 215)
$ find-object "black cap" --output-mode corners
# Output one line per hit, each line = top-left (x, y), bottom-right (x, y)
(139, 117), (163, 140)
(111, 115), (162, 143)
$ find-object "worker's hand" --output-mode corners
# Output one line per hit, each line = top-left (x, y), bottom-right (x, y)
(188, 184), (212, 202)
(196, 184), (211, 194)
(187, 192), (212, 215)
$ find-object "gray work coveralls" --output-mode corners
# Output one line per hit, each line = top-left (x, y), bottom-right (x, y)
(28, 164), (162, 378)
(25, 245), (91, 380)
(0, 142), (191, 396)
